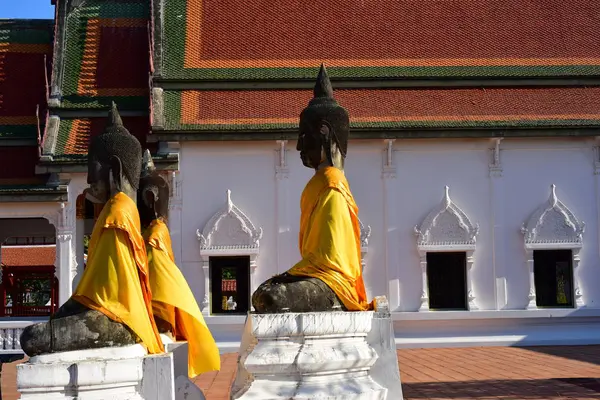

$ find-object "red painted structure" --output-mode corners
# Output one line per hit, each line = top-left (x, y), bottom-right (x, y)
(0, 246), (58, 317)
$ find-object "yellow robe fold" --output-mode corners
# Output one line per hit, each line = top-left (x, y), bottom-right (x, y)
(72, 192), (164, 354)
(144, 219), (221, 377)
(288, 166), (373, 311)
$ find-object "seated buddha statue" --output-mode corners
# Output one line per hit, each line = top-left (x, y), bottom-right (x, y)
(20, 103), (164, 356)
(252, 65), (373, 313)
(137, 150), (220, 377)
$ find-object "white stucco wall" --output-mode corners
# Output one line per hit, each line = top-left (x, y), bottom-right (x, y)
(179, 137), (600, 317)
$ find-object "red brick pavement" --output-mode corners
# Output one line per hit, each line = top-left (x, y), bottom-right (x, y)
(3, 346), (600, 399)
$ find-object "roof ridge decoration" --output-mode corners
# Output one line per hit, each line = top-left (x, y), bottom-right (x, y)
(196, 189), (263, 251)
(414, 186), (479, 249)
(521, 184), (585, 247)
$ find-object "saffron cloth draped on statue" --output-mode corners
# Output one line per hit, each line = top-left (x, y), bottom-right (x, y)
(72, 192), (164, 354)
(144, 219), (221, 377)
(288, 166), (373, 311)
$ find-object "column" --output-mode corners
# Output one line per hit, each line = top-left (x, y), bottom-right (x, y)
(201, 258), (210, 315)
(466, 250), (479, 310)
(168, 171), (183, 266)
(489, 138), (506, 309)
(594, 143), (600, 305)
(525, 249), (537, 310)
(48, 202), (77, 307)
(274, 140), (292, 274)
(73, 194), (86, 289)
(382, 139), (399, 310)
(418, 251), (429, 311)
(572, 248), (584, 308)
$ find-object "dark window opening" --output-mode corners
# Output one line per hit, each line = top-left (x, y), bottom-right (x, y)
(209, 256), (250, 315)
(534, 250), (574, 308)
(426, 252), (468, 311)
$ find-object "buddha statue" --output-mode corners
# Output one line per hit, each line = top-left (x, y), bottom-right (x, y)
(138, 150), (220, 377)
(20, 103), (164, 356)
(252, 65), (373, 313)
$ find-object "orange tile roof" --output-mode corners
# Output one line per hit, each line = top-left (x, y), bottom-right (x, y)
(162, 0), (600, 80)
(1, 246), (56, 267)
(0, 20), (53, 137)
(168, 87), (600, 130)
(54, 116), (154, 157)
(187, 0), (599, 66)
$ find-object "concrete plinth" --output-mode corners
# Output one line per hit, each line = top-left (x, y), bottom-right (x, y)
(230, 310), (390, 400)
(17, 345), (147, 400)
(16, 342), (208, 400)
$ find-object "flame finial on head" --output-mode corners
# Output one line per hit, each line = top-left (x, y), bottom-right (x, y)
(106, 101), (124, 129)
(141, 149), (156, 177)
(314, 63), (334, 99)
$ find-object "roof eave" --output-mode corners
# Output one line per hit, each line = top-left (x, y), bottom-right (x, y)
(35, 155), (179, 174)
(0, 189), (68, 203)
(149, 126), (600, 142)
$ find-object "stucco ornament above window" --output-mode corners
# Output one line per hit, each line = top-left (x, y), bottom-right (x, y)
(196, 190), (263, 251)
(414, 186), (479, 250)
(521, 184), (585, 248)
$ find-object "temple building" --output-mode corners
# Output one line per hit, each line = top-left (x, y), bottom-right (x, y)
(1, 0), (600, 352)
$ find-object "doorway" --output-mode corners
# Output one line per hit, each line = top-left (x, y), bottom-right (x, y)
(209, 256), (250, 315)
(533, 250), (574, 308)
(426, 252), (468, 311)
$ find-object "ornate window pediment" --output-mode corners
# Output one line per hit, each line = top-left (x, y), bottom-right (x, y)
(196, 190), (263, 314)
(414, 186), (479, 311)
(414, 186), (479, 251)
(196, 190), (263, 254)
(521, 185), (585, 309)
(521, 184), (585, 249)
(358, 219), (371, 251)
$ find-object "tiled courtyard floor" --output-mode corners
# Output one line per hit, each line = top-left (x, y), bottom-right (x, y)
(2, 346), (600, 400)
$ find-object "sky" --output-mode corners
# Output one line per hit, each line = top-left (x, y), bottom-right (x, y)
(0, 0), (55, 19)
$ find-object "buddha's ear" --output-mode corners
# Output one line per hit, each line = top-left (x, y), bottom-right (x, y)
(319, 121), (331, 139)
(319, 122), (335, 165)
(144, 188), (156, 212)
(109, 155), (124, 193)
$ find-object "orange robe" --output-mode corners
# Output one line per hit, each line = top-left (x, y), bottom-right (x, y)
(144, 219), (221, 377)
(288, 166), (373, 311)
(72, 192), (164, 354)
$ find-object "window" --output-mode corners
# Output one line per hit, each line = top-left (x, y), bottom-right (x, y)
(534, 250), (574, 308)
(209, 256), (250, 315)
(426, 252), (467, 311)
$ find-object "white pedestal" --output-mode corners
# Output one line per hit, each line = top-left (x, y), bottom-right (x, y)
(17, 345), (147, 400)
(17, 341), (207, 400)
(367, 298), (404, 398)
(166, 342), (206, 400)
(231, 311), (388, 400)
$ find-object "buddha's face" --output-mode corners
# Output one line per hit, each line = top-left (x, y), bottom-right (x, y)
(86, 159), (110, 204)
(297, 120), (323, 169)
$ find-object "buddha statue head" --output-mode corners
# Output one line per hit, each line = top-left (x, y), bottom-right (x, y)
(86, 102), (142, 204)
(137, 149), (170, 229)
(297, 64), (349, 171)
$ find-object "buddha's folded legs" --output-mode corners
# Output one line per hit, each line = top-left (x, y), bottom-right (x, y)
(252, 273), (346, 313)
(20, 299), (137, 357)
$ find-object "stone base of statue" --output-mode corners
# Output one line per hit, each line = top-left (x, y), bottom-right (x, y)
(17, 342), (205, 400)
(165, 342), (206, 400)
(230, 298), (401, 400)
(17, 345), (148, 400)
